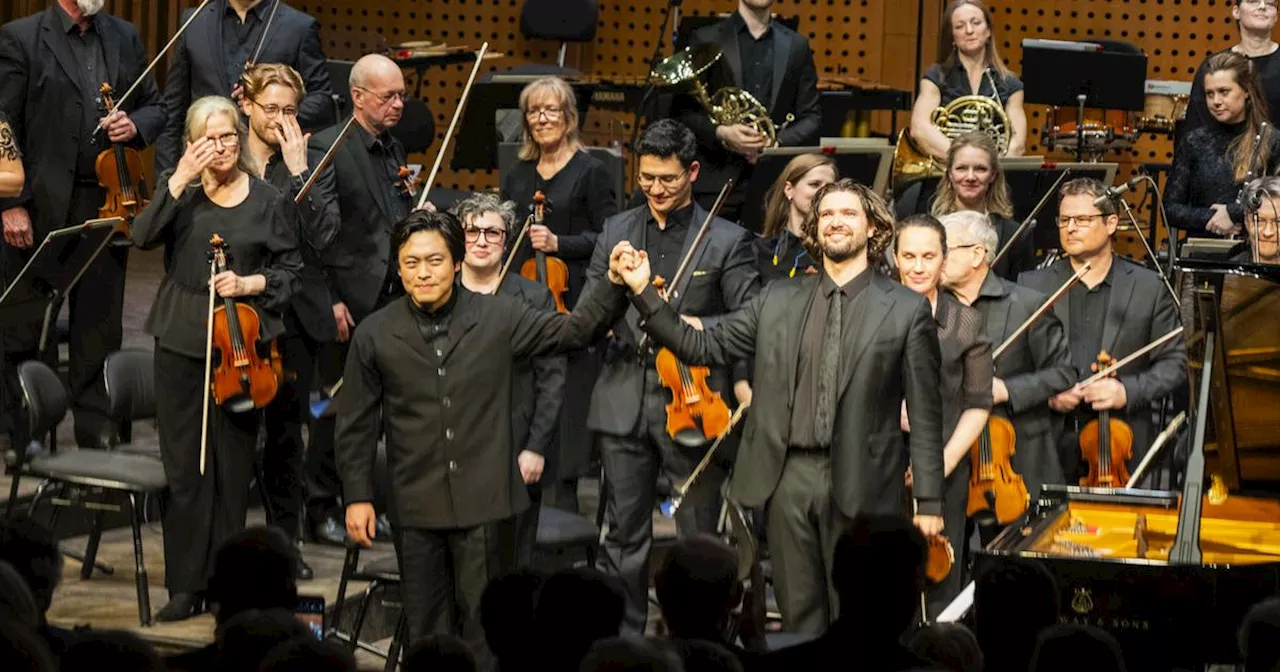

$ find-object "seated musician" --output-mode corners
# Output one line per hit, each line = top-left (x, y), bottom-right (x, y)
(895, 214), (993, 619)
(1184, 0), (1280, 134)
(1240, 176), (1280, 264)
(1166, 51), (1280, 240)
(0, 112), (20, 198)
(1020, 178), (1187, 483)
(756, 153), (837, 284)
(940, 211), (1074, 502)
(930, 132), (1035, 280)
(131, 95), (303, 621)
(499, 76), (617, 510)
(674, 0), (822, 223)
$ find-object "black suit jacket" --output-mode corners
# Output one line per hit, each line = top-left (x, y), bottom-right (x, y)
(675, 16), (821, 198)
(265, 150), (340, 342)
(632, 271), (945, 517)
(583, 202), (761, 437)
(497, 275), (567, 461)
(0, 7), (165, 234)
(1019, 257), (1188, 466)
(156, 0), (333, 173)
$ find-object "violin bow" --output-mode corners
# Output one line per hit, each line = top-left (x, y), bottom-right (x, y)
(295, 114), (358, 204)
(245, 0), (283, 72)
(664, 402), (748, 516)
(991, 167), (1072, 269)
(1078, 326), (1185, 387)
(499, 213), (535, 284)
(991, 261), (1090, 360)
(414, 42), (490, 211)
(95, 0), (214, 137)
(198, 251), (218, 476)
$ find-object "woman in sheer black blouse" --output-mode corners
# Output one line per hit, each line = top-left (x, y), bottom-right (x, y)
(0, 111), (21, 200)
(131, 95), (301, 622)
(895, 213), (993, 621)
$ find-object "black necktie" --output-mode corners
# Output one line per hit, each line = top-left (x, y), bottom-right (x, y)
(814, 290), (842, 446)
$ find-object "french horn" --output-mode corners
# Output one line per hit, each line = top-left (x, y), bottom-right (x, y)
(892, 95), (1010, 192)
(650, 43), (792, 146)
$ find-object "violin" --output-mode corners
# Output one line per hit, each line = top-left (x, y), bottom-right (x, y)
(1079, 350), (1134, 488)
(94, 83), (149, 227)
(207, 234), (284, 413)
(396, 165), (419, 198)
(905, 483), (954, 587)
(966, 415), (1030, 525)
(652, 273), (732, 447)
(519, 191), (569, 313)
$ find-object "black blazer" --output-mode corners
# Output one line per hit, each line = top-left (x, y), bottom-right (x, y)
(265, 150), (340, 342)
(631, 271), (945, 517)
(675, 16), (821, 198)
(156, 0), (333, 173)
(0, 6), (165, 235)
(497, 275), (567, 462)
(583, 202), (761, 437)
(1019, 257), (1188, 466)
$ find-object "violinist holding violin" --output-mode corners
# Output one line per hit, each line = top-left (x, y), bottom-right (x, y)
(0, 0), (165, 450)
(132, 95), (301, 622)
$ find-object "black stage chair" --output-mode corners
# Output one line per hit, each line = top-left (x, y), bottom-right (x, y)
(330, 544), (407, 672)
(519, 0), (599, 74)
(103, 348), (158, 456)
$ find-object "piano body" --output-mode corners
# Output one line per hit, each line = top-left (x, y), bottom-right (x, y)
(973, 255), (1280, 672)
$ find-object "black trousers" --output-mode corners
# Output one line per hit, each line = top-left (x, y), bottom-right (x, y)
(395, 519), (515, 660)
(765, 451), (847, 635)
(155, 346), (259, 594)
(597, 372), (725, 634)
(261, 312), (320, 542)
(513, 482), (542, 569)
(305, 338), (347, 525)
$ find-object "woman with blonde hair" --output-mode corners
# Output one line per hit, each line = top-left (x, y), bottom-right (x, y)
(131, 95), (301, 622)
(756, 153), (837, 283)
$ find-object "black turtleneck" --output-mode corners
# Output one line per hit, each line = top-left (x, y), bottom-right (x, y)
(1165, 119), (1280, 235)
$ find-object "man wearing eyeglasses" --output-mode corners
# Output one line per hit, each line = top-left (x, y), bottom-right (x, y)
(583, 118), (761, 634)
(1019, 178), (1187, 484)
(305, 53), (413, 546)
(156, 0), (333, 175)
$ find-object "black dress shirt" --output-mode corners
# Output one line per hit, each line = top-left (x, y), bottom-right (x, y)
(1067, 261), (1114, 380)
(923, 61), (1023, 108)
(645, 203), (695, 286)
(733, 12), (774, 110)
(54, 4), (108, 178)
(789, 269), (873, 449)
(221, 0), (271, 93)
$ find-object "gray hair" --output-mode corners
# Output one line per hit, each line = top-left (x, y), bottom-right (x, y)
(449, 192), (518, 234)
(938, 210), (999, 266)
(1242, 176), (1280, 215)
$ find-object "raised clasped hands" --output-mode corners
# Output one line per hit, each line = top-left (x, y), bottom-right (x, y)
(607, 240), (651, 293)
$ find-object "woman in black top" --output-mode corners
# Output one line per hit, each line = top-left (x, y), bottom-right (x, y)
(498, 76), (618, 506)
(1166, 51), (1280, 239)
(1185, 0), (1280, 134)
(0, 111), (21, 200)
(755, 153), (837, 284)
(132, 95), (301, 622)
(895, 214), (993, 620)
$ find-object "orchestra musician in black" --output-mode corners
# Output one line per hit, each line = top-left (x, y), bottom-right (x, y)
(1184, 0), (1280, 134)
(756, 153), (836, 284)
(131, 95), (301, 621)
(0, 111), (24, 439)
(673, 0), (822, 225)
(613, 178), (945, 635)
(1240, 176), (1280, 264)
(306, 53), (413, 545)
(237, 62), (340, 577)
(1020, 178), (1188, 482)
(156, 0), (333, 174)
(0, 0), (165, 450)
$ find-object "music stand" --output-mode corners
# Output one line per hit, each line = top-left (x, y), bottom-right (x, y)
(1002, 160), (1117, 252)
(453, 76), (594, 171)
(0, 218), (124, 358)
(740, 140), (892, 234)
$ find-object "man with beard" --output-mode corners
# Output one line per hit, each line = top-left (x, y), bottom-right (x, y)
(238, 63), (340, 577)
(611, 178), (945, 634)
(0, 0), (165, 449)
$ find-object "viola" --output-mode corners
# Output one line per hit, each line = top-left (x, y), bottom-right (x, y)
(1079, 350), (1134, 488)
(966, 415), (1030, 525)
(652, 274), (732, 447)
(518, 191), (569, 313)
(94, 83), (149, 229)
(207, 234), (284, 413)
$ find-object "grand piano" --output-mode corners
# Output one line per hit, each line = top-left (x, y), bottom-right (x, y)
(972, 253), (1280, 672)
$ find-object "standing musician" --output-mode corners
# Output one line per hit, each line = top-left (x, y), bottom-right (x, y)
(1020, 179), (1188, 482)
(930, 132), (1035, 280)
(451, 192), (567, 567)
(756, 153), (836, 284)
(0, 0), (166, 450)
(499, 76), (618, 511)
(939, 211), (1074, 503)
(1185, 0), (1280, 134)
(0, 110), (23, 441)
(674, 0), (822, 224)
(1166, 51), (1280, 240)
(611, 178), (944, 635)
(131, 95), (301, 622)
(894, 214), (992, 619)
(306, 53), (412, 545)
(157, 0), (333, 174)
(584, 119), (760, 634)
(1240, 176), (1280, 264)
(335, 210), (632, 652)
(238, 62), (340, 576)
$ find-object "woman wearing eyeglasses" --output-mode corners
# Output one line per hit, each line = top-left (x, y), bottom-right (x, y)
(499, 76), (619, 510)
(756, 153), (837, 284)
(131, 95), (302, 622)
(1186, 0), (1280, 134)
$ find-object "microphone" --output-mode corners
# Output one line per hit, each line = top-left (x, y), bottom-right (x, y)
(1093, 175), (1145, 207)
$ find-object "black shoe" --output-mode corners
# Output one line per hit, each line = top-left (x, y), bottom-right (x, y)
(312, 517), (346, 546)
(297, 557), (315, 581)
(155, 593), (204, 622)
(375, 513), (393, 541)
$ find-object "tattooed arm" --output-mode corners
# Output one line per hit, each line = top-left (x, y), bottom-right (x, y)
(0, 115), (21, 199)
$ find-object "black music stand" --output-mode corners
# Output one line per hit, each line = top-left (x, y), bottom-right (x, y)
(453, 75), (594, 171)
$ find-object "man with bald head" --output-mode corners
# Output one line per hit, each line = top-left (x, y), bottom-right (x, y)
(304, 53), (413, 544)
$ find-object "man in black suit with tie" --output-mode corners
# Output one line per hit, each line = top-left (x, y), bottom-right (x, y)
(674, 0), (821, 224)
(1019, 178), (1187, 483)
(584, 119), (761, 633)
(0, 0), (165, 449)
(306, 53), (412, 544)
(612, 178), (944, 635)
(156, 0), (333, 174)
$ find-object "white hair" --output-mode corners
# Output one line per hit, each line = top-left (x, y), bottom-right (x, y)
(938, 210), (1000, 267)
(76, 0), (105, 16)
